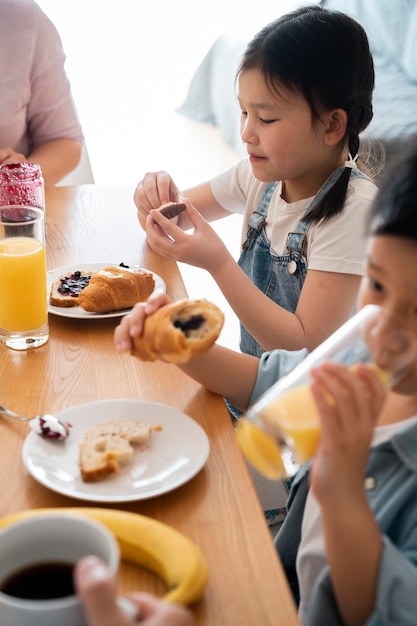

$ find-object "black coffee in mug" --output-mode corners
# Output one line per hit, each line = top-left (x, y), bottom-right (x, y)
(0, 561), (75, 600)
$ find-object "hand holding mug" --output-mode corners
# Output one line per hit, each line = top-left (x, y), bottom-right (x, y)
(75, 556), (196, 626)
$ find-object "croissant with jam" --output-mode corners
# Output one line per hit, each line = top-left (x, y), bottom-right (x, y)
(131, 299), (224, 364)
(78, 266), (155, 313)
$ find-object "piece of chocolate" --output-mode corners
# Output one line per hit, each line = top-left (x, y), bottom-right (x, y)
(157, 202), (186, 219)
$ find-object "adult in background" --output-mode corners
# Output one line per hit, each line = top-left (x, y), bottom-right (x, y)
(0, 0), (84, 184)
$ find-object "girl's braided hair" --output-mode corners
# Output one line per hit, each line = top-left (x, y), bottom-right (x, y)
(237, 5), (375, 224)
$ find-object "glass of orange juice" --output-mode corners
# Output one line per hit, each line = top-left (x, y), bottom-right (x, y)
(237, 305), (416, 480)
(0, 205), (48, 350)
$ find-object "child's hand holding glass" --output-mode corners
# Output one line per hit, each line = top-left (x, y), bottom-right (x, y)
(237, 304), (417, 480)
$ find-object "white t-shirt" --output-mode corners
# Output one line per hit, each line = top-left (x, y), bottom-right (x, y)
(296, 415), (417, 624)
(210, 158), (378, 276)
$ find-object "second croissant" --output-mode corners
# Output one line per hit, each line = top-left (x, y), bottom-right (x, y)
(78, 266), (155, 313)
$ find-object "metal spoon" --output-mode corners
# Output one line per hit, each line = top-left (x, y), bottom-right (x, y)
(0, 405), (70, 440)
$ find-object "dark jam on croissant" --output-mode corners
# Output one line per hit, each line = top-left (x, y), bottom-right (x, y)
(173, 314), (205, 336)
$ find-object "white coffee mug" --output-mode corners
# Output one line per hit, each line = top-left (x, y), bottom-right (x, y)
(0, 512), (120, 626)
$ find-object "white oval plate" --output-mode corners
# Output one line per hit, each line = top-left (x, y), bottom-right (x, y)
(22, 399), (210, 502)
(47, 263), (166, 319)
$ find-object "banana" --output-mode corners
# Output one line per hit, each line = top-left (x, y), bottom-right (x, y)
(0, 507), (208, 605)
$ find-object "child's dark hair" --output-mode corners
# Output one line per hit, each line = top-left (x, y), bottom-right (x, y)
(369, 141), (417, 240)
(237, 5), (375, 224)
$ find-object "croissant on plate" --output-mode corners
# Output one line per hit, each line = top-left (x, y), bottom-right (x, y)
(131, 298), (224, 364)
(78, 266), (155, 313)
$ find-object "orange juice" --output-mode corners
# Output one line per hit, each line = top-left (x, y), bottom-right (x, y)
(237, 364), (392, 479)
(257, 364), (390, 465)
(0, 236), (47, 331)
(259, 384), (321, 464)
(236, 305), (413, 478)
(236, 417), (287, 480)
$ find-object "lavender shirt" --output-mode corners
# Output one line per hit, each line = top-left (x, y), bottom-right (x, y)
(0, 0), (84, 156)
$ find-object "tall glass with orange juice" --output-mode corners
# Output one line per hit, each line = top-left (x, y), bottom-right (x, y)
(237, 305), (416, 480)
(0, 206), (48, 350)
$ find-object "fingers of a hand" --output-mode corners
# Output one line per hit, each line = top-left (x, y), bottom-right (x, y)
(312, 362), (360, 402)
(310, 371), (342, 438)
(126, 592), (162, 619)
(114, 303), (146, 350)
(310, 363), (344, 399)
(310, 364), (358, 432)
(321, 362), (383, 422)
(11, 153), (25, 162)
(75, 557), (129, 626)
(134, 182), (153, 216)
(149, 209), (185, 236)
(135, 173), (163, 214)
(146, 213), (187, 257)
(0, 147), (12, 162)
(146, 213), (174, 242)
(311, 362), (380, 434)
(0, 149), (25, 164)
(144, 293), (171, 313)
(128, 592), (196, 625)
(114, 295), (173, 351)
(148, 200), (206, 241)
(151, 171), (177, 204)
(355, 363), (387, 411)
(114, 319), (133, 351)
(137, 171), (178, 209)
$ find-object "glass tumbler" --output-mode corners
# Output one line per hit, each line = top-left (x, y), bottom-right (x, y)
(236, 304), (416, 480)
(0, 162), (45, 210)
(0, 205), (48, 350)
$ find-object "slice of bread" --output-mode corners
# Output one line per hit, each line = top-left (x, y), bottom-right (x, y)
(50, 270), (94, 307)
(79, 421), (160, 482)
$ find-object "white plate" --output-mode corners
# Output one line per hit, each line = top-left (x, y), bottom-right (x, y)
(47, 263), (166, 319)
(22, 399), (210, 502)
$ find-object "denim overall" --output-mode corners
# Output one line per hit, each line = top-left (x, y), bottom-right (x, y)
(238, 166), (367, 357)
(235, 166), (370, 525)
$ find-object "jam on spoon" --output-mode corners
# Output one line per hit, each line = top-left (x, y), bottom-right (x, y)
(0, 406), (70, 441)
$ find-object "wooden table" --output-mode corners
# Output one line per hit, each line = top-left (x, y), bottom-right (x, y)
(0, 185), (299, 625)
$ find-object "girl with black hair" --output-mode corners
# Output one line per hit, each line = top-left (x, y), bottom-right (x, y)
(134, 5), (377, 359)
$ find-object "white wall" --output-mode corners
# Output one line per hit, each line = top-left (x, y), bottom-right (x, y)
(36, 1), (302, 184)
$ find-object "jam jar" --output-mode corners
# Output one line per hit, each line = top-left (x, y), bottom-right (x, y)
(0, 162), (45, 210)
